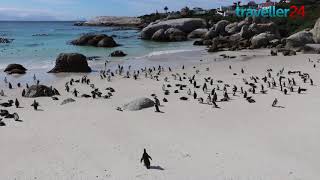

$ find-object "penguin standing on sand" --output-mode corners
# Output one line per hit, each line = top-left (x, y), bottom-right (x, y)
(73, 89), (79, 97)
(31, 100), (39, 110)
(22, 89), (26, 97)
(65, 84), (70, 92)
(154, 97), (160, 106)
(15, 99), (20, 108)
(193, 91), (197, 99)
(272, 98), (278, 107)
(141, 149), (152, 169)
(154, 103), (161, 113)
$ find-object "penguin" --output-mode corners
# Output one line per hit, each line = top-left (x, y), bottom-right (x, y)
(154, 103), (161, 113)
(244, 91), (248, 98)
(0, 89), (4, 96)
(31, 100), (39, 110)
(163, 98), (168, 102)
(22, 89), (26, 97)
(212, 101), (219, 108)
(0, 100), (14, 107)
(65, 84), (70, 92)
(193, 91), (197, 99)
(8, 83), (12, 89)
(187, 88), (192, 95)
(0, 118), (5, 126)
(15, 98), (19, 108)
(154, 97), (160, 106)
(272, 98), (278, 107)
(140, 149), (152, 169)
(73, 89), (79, 97)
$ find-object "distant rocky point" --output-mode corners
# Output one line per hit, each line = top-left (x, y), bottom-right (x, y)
(0, 37), (14, 43)
(74, 16), (142, 27)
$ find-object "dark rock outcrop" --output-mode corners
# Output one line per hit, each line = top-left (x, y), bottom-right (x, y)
(0, 37), (13, 43)
(25, 85), (56, 97)
(48, 53), (91, 73)
(110, 50), (127, 57)
(4, 64), (27, 74)
(71, 34), (119, 48)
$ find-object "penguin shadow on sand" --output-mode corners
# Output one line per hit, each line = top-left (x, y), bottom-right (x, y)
(273, 105), (285, 108)
(149, 165), (165, 171)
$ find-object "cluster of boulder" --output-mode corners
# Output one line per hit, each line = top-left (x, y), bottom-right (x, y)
(4, 64), (27, 75)
(71, 34), (119, 48)
(193, 17), (285, 52)
(140, 18), (207, 41)
(0, 37), (13, 43)
(190, 16), (320, 55)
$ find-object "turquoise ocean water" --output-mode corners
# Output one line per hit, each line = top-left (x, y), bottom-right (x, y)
(0, 21), (197, 70)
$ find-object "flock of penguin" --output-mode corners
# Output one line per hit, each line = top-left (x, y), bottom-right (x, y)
(0, 57), (318, 127)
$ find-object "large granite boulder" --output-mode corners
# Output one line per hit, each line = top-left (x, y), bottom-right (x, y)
(110, 50), (127, 57)
(248, 22), (279, 36)
(25, 85), (56, 97)
(188, 28), (208, 39)
(48, 53), (91, 73)
(286, 30), (314, 49)
(313, 17), (320, 43)
(240, 25), (254, 39)
(4, 64), (27, 74)
(215, 20), (230, 35)
(123, 97), (155, 111)
(225, 22), (240, 34)
(203, 27), (218, 39)
(164, 28), (187, 41)
(302, 44), (320, 54)
(151, 29), (167, 41)
(251, 32), (277, 49)
(71, 34), (118, 47)
(141, 18), (206, 40)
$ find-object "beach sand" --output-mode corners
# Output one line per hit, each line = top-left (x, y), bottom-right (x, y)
(0, 49), (319, 180)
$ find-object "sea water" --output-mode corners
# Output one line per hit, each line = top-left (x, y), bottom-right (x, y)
(0, 21), (198, 71)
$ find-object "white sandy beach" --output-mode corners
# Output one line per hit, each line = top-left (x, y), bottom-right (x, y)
(1, 49), (320, 180)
